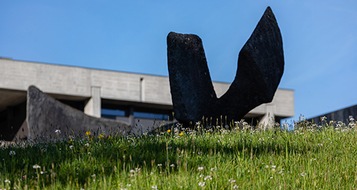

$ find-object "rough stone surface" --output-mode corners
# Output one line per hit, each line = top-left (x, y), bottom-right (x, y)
(167, 7), (284, 124)
(167, 32), (217, 124)
(27, 86), (132, 141)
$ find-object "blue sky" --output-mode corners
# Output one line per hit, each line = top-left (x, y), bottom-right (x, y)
(1, 1), (356, 121)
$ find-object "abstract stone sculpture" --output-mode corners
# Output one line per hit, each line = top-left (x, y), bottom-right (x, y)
(25, 86), (132, 141)
(167, 7), (284, 125)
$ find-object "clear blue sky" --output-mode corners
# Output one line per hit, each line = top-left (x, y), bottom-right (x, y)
(1, 1), (356, 121)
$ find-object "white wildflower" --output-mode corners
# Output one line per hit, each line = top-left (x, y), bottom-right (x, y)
(336, 121), (344, 128)
(204, 175), (212, 181)
(33, 164), (41, 169)
(151, 185), (158, 190)
(229, 179), (236, 184)
(197, 166), (204, 171)
(4, 179), (11, 183)
(198, 181), (205, 187)
(271, 165), (276, 172)
(9, 150), (16, 156)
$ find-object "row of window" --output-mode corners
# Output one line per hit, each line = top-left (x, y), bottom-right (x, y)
(101, 108), (171, 121)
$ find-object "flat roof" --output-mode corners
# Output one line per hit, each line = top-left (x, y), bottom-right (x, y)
(0, 58), (295, 118)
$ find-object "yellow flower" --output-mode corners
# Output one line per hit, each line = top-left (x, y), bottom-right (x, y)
(179, 132), (184, 136)
(167, 129), (171, 133)
(85, 131), (91, 136)
(98, 133), (105, 139)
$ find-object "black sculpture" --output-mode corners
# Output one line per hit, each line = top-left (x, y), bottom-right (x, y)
(167, 7), (284, 125)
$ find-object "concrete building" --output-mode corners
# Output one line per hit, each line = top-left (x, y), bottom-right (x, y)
(308, 105), (357, 125)
(0, 58), (294, 136)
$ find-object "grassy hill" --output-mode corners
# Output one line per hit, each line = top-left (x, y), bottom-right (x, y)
(1, 120), (356, 189)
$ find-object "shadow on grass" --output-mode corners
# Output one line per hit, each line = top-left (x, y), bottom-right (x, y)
(0, 133), (318, 187)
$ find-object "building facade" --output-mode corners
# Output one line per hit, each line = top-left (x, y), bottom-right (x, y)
(0, 58), (294, 138)
(308, 105), (357, 125)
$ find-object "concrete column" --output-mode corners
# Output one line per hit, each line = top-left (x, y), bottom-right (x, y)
(127, 107), (135, 127)
(259, 104), (276, 130)
(84, 86), (101, 118)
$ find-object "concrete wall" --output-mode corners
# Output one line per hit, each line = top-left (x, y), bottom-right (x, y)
(0, 59), (172, 105)
(0, 58), (294, 121)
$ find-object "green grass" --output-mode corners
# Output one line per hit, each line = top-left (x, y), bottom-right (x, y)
(0, 122), (356, 189)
